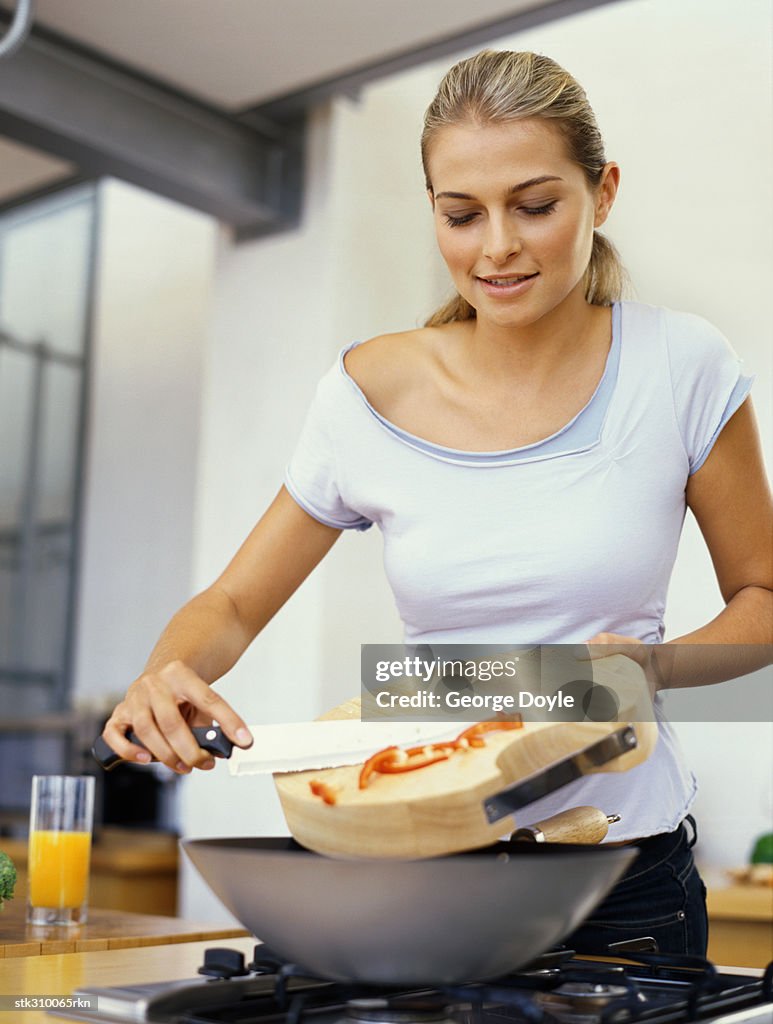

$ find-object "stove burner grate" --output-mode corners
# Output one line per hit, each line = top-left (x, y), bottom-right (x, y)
(534, 982), (639, 1023)
(346, 995), (455, 1024)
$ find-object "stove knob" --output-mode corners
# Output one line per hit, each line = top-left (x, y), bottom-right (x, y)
(248, 943), (286, 974)
(198, 947), (250, 979)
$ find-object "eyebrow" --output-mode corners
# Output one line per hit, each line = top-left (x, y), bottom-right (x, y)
(434, 175), (563, 200)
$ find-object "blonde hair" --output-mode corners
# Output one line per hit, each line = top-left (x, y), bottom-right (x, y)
(422, 50), (628, 326)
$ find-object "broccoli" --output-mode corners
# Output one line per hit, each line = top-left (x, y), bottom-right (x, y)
(0, 850), (17, 909)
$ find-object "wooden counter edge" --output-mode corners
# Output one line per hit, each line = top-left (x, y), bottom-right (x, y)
(1, 926), (249, 957)
(1, 902), (249, 958)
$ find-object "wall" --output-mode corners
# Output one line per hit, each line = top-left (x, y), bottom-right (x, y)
(74, 179), (218, 709)
(170, 0), (771, 918)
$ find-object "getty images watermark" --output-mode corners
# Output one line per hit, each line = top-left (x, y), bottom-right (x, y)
(359, 643), (773, 722)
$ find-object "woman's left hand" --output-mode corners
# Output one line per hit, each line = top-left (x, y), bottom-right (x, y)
(583, 632), (667, 696)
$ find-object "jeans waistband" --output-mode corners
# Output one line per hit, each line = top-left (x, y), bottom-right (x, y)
(617, 815), (697, 872)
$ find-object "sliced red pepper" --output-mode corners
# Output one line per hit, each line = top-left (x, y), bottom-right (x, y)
(404, 740), (460, 757)
(375, 748), (452, 773)
(358, 745), (399, 789)
(357, 719), (523, 789)
(309, 780), (338, 805)
(454, 719), (522, 747)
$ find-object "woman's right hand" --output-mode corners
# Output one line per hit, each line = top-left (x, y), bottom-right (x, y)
(101, 661), (254, 774)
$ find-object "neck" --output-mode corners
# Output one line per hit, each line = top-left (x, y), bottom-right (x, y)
(465, 287), (608, 387)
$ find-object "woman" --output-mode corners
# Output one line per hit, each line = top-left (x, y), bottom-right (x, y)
(101, 51), (772, 956)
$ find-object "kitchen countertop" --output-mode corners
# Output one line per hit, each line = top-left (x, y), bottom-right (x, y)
(706, 883), (773, 921)
(1, 828), (182, 916)
(0, 896), (248, 957)
(0, 937), (764, 1024)
(705, 881), (773, 969)
(0, 937), (255, 1023)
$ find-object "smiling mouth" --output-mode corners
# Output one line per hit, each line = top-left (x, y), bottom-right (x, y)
(478, 273), (539, 286)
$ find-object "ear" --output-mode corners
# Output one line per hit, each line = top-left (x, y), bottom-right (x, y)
(594, 162), (620, 228)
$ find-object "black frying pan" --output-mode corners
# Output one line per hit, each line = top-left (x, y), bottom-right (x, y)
(181, 836), (638, 984)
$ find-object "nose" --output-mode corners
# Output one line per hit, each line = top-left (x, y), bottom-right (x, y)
(482, 215), (521, 265)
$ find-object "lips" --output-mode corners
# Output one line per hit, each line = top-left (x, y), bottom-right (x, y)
(478, 273), (538, 286)
(476, 272), (539, 299)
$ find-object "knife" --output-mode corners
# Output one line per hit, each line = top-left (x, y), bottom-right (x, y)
(482, 725), (638, 824)
(94, 722), (642, 832)
(91, 720), (477, 773)
(92, 726), (234, 770)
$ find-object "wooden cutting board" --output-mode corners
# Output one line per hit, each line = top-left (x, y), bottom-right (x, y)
(274, 654), (657, 859)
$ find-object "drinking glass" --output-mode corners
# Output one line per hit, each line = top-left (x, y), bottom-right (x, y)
(27, 775), (95, 926)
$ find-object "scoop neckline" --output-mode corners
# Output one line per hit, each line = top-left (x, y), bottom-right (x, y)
(338, 302), (621, 466)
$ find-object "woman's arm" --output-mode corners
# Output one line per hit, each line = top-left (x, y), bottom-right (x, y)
(101, 486), (341, 772)
(589, 398), (773, 687)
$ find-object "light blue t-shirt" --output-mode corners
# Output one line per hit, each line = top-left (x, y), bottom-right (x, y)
(285, 301), (753, 839)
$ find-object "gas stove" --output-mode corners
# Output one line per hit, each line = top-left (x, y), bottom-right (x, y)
(49, 943), (772, 1024)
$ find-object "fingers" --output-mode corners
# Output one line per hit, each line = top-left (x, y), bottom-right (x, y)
(102, 661), (253, 774)
(102, 713), (154, 766)
(186, 671), (254, 750)
(579, 635), (659, 703)
(581, 633), (648, 665)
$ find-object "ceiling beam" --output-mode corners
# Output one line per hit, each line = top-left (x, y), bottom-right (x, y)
(0, 25), (304, 238)
(243, 0), (619, 122)
(0, 0), (618, 235)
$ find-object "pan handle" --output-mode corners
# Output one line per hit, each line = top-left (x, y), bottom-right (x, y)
(511, 806), (620, 844)
(92, 725), (234, 771)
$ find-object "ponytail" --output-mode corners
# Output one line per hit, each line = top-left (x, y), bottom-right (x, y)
(583, 231), (629, 308)
(424, 292), (476, 328)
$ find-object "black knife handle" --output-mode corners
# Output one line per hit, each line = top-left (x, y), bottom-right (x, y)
(91, 725), (234, 771)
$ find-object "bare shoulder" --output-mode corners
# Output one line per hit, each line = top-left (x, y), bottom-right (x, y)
(343, 326), (447, 406)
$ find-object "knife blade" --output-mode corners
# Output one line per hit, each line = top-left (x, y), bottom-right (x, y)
(482, 725), (638, 824)
(228, 720), (476, 775)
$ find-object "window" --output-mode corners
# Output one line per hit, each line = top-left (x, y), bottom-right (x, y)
(0, 185), (97, 715)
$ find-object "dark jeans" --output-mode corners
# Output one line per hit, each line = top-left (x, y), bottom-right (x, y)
(564, 816), (708, 956)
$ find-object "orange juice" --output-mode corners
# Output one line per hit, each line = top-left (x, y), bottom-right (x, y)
(28, 830), (91, 908)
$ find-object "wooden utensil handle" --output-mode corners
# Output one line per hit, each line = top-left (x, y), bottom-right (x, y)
(511, 805), (617, 844)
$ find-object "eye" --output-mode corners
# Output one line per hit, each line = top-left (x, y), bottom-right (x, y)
(521, 201), (557, 216)
(443, 212), (478, 227)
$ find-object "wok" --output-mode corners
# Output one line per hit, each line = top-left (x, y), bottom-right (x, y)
(181, 836), (637, 985)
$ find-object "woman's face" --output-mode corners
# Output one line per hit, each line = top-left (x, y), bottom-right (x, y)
(426, 118), (619, 331)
